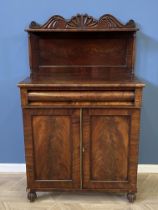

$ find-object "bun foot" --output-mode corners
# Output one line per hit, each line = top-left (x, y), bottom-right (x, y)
(27, 191), (37, 202)
(127, 193), (136, 203)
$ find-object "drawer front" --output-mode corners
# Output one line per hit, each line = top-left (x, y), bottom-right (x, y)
(25, 90), (136, 107)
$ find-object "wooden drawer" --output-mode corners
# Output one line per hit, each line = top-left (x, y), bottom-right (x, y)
(25, 90), (135, 106)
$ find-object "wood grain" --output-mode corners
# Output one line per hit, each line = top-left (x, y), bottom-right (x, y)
(90, 114), (129, 181)
(38, 33), (128, 67)
(33, 115), (72, 180)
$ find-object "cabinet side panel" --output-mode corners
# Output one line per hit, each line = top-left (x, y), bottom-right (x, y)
(32, 115), (72, 180)
(91, 115), (129, 181)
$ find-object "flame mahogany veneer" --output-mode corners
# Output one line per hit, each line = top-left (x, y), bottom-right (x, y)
(18, 14), (145, 203)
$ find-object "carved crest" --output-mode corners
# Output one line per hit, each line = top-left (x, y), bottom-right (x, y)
(66, 14), (98, 29)
(28, 14), (136, 31)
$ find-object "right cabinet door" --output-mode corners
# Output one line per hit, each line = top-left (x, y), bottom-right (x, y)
(82, 108), (140, 191)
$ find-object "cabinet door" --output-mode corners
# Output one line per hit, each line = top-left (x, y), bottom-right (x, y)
(82, 109), (140, 191)
(23, 108), (80, 189)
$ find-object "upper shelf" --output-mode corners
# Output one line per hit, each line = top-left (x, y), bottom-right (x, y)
(26, 14), (138, 32)
(27, 14), (138, 77)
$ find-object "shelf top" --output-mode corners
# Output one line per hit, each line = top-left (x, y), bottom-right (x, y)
(18, 71), (145, 88)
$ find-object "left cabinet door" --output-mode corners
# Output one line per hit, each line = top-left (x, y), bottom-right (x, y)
(23, 108), (81, 190)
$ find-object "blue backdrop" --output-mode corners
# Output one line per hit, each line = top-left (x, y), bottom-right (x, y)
(0, 0), (158, 163)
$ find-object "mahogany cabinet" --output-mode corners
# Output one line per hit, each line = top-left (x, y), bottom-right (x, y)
(18, 14), (145, 203)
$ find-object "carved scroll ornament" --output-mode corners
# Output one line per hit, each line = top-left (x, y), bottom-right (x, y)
(29, 14), (136, 30)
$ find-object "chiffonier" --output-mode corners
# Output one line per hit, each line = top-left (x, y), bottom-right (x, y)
(18, 14), (145, 203)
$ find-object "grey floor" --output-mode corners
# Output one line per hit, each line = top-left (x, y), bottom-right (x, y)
(0, 173), (158, 210)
